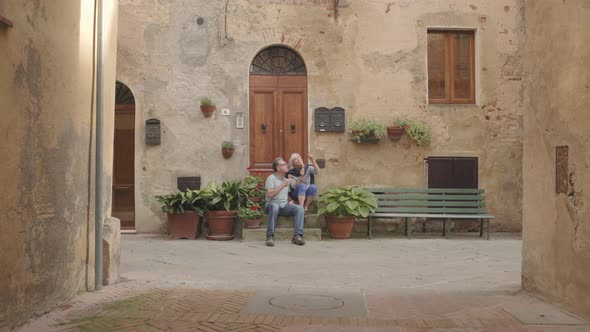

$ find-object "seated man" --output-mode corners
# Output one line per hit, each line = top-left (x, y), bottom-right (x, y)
(264, 157), (305, 247)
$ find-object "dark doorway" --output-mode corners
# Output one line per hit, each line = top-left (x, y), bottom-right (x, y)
(112, 81), (136, 230)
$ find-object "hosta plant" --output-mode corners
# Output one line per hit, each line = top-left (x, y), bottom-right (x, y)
(318, 186), (378, 218)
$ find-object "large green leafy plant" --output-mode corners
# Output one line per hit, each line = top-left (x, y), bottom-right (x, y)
(201, 180), (243, 211)
(318, 186), (378, 218)
(155, 190), (206, 216)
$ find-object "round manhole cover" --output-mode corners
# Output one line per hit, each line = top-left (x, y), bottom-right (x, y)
(269, 294), (344, 311)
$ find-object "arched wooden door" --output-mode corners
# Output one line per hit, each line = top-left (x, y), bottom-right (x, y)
(249, 46), (308, 177)
(112, 82), (135, 230)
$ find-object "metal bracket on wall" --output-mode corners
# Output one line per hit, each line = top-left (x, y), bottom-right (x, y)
(0, 15), (14, 28)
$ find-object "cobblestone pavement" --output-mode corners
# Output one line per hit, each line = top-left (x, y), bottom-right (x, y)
(18, 234), (589, 331)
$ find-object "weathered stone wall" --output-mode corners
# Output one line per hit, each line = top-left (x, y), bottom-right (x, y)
(117, 0), (524, 233)
(522, 0), (590, 319)
(0, 1), (118, 330)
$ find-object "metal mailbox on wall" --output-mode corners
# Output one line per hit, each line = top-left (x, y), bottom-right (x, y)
(314, 107), (345, 132)
(329, 107), (345, 132)
(145, 118), (161, 145)
(314, 107), (330, 132)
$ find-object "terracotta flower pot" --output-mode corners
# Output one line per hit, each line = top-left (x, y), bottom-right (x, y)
(222, 148), (234, 159)
(386, 125), (407, 140)
(206, 210), (237, 240)
(325, 215), (355, 239)
(244, 219), (262, 228)
(167, 211), (201, 239)
(200, 105), (216, 117)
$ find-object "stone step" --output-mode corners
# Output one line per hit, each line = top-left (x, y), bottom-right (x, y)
(241, 227), (322, 242)
(258, 214), (324, 228)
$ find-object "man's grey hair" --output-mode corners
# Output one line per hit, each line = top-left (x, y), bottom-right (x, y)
(272, 157), (284, 171)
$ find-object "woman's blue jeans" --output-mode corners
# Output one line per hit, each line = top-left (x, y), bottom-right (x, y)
(290, 184), (317, 201)
(265, 202), (304, 237)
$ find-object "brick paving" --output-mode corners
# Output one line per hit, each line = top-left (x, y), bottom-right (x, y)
(18, 281), (589, 332)
(16, 235), (590, 331)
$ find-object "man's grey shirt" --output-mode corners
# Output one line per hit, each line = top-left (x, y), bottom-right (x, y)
(265, 173), (292, 208)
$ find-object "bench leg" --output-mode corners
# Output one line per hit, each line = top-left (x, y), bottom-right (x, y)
(368, 216), (372, 239)
(486, 220), (490, 240)
(442, 219), (446, 237)
(407, 218), (412, 238)
(479, 219), (484, 237)
(404, 217), (408, 236)
(444, 218), (451, 238)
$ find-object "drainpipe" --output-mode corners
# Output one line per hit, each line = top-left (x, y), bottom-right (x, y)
(94, 0), (104, 291)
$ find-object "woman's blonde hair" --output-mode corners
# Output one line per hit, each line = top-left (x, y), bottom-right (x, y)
(288, 153), (302, 169)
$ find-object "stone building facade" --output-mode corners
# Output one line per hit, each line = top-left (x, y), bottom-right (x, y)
(116, 0), (525, 234)
(0, 1), (118, 330)
(522, 0), (590, 320)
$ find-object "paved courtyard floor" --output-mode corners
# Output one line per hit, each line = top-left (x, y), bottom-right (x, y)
(18, 233), (589, 331)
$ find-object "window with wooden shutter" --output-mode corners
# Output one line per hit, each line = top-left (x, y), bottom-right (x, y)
(427, 30), (475, 104)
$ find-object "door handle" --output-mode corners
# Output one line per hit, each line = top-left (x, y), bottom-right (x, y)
(290, 123), (296, 134)
(261, 122), (267, 134)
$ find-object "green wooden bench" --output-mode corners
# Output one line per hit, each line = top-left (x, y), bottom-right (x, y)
(367, 188), (494, 239)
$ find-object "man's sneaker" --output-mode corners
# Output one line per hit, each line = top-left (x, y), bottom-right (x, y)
(292, 234), (306, 245)
(266, 236), (275, 247)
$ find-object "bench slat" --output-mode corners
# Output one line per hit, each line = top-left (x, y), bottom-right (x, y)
(368, 188), (484, 194)
(370, 213), (495, 219)
(376, 201), (486, 207)
(375, 194), (485, 201)
(374, 207), (487, 214)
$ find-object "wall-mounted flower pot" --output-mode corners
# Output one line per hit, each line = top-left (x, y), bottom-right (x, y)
(386, 126), (407, 140)
(222, 148), (234, 159)
(351, 131), (381, 144)
(200, 105), (216, 117)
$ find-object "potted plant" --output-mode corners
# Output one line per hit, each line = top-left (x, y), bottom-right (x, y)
(387, 115), (409, 140)
(406, 120), (432, 146)
(155, 190), (206, 239)
(318, 186), (378, 239)
(200, 97), (216, 117)
(201, 180), (243, 240)
(350, 119), (386, 144)
(241, 175), (266, 204)
(221, 141), (235, 159)
(238, 202), (264, 228)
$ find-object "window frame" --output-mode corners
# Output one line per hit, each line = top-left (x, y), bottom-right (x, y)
(427, 29), (476, 105)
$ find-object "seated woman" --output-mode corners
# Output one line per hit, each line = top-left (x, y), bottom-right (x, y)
(287, 153), (321, 212)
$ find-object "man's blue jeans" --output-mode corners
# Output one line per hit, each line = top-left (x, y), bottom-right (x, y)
(265, 202), (304, 238)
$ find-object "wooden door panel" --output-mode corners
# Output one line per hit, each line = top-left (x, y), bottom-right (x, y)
(112, 107), (135, 229)
(249, 89), (276, 170)
(281, 89), (307, 161)
(113, 130), (134, 183)
(249, 74), (307, 175)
